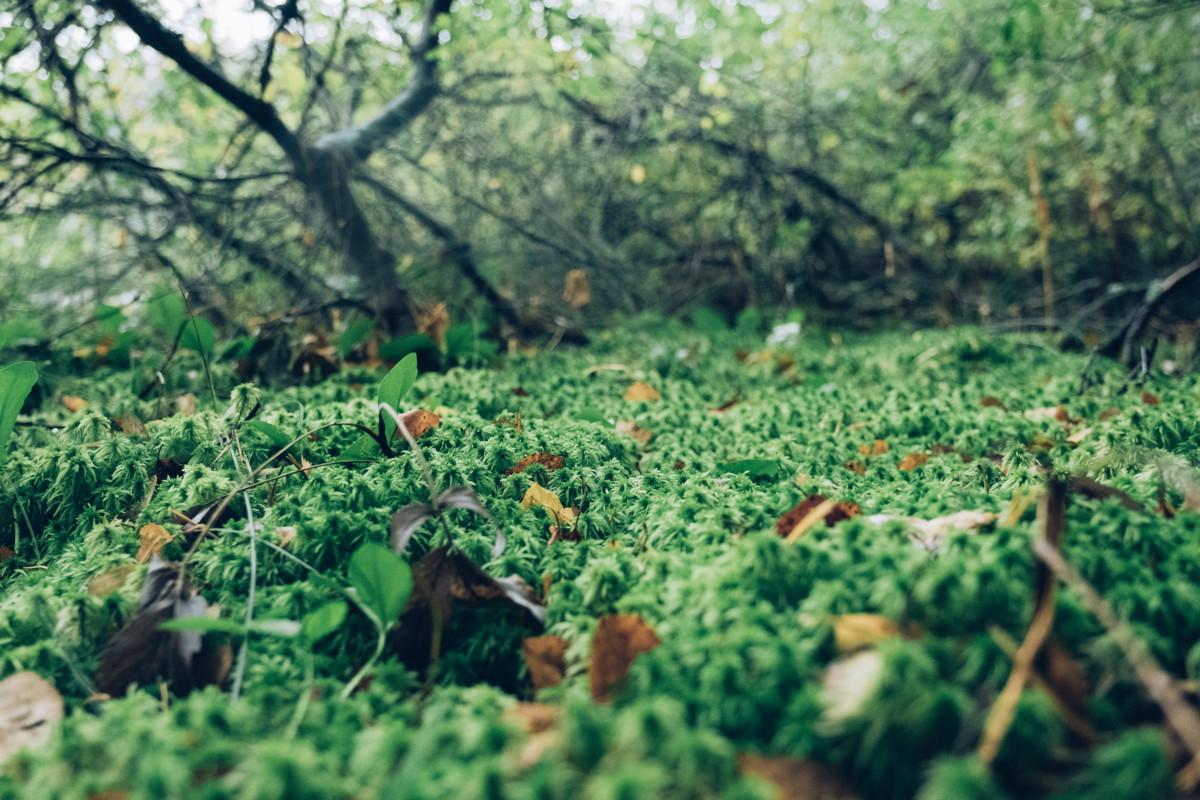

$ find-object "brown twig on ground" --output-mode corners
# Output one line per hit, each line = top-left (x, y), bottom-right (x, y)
(978, 478), (1067, 764)
(1098, 257), (1200, 366)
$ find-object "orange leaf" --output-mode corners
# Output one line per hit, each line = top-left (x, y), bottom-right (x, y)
(562, 269), (591, 308)
(898, 452), (929, 471)
(507, 453), (566, 475)
(523, 635), (568, 690)
(1141, 390), (1161, 406)
(398, 409), (440, 439)
(979, 396), (1007, 411)
(135, 524), (173, 563)
(776, 495), (859, 539)
(857, 439), (889, 457)
(623, 381), (660, 402)
(589, 614), (660, 702)
(62, 395), (88, 412)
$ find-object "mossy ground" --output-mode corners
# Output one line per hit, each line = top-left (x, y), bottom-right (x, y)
(2, 315), (1199, 799)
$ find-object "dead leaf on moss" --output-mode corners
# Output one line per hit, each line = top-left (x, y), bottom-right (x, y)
(563, 269), (591, 308)
(523, 635), (568, 689)
(506, 702), (560, 769)
(590, 614), (661, 702)
(858, 439), (889, 457)
(833, 614), (901, 653)
(897, 452), (929, 471)
(979, 396), (1007, 411)
(507, 453), (565, 475)
(397, 409), (440, 439)
(521, 483), (577, 530)
(113, 415), (146, 435)
(1066, 426), (1092, 445)
(1098, 406), (1121, 421)
(782, 498), (840, 543)
(712, 397), (740, 413)
(275, 526), (297, 549)
(615, 419), (653, 446)
(776, 495), (859, 540)
(844, 460), (866, 475)
(62, 395), (88, 412)
(87, 564), (136, 597)
(0, 672), (63, 764)
(624, 381), (660, 402)
(736, 753), (858, 800)
(1141, 390), (1161, 406)
(0, 546), (14, 563)
(176, 394), (197, 417)
(135, 524), (173, 563)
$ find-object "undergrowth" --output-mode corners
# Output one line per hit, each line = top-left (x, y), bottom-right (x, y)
(2, 314), (1199, 799)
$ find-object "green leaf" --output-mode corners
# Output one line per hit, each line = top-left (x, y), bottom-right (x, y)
(146, 292), (186, 338)
(576, 406), (608, 424)
(159, 616), (244, 635)
(348, 542), (412, 629)
(178, 318), (216, 358)
(300, 601), (348, 644)
(379, 353), (418, 442)
(244, 420), (291, 450)
(716, 459), (782, 480)
(338, 318), (375, 359)
(0, 362), (38, 467)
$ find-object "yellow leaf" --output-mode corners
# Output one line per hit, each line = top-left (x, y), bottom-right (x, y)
(624, 381), (660, 402)
(833, 614), (900, 653)
(615, 419), (653, 446)
(62, 395), (88, 413)
(521, 482), (577, 530)
(135, 523), (173, 563)
(629, 164), (647, 184)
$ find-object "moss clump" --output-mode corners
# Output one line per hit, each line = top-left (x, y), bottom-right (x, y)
(2, 318), (1199, 797)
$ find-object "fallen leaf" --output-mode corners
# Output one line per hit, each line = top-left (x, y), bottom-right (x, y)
(822, 649), (885, 723)
(95, 558), (230, 697)
(615, 419), (653, 446)
(0, 546), (14, 563)
(844, 459), (867, 475)
(858, 439), (889, 457)
(833, 614), (900, 653)
(506, 703), (560, 769)
(135, 524), (173, 563)
(1141, 391), (1161, 405)
(736, 753), (858, 800)
(0, 672), (63, 763)
(275, 526), (297, 549)
(396, 409), (440, 440)
(897, 452), (929, 471)
(521, 483), (578, 530)
(783, 498), (840, 543)
(507, 453), (566, 475)
(624, 381), (660, 402)
(590, 614), (660, 702)
(712, 397), (740, 413)
(87, 564), (136, 597)
(776, 495), (859, 539)
(979, 396), (1007, 411)
(512, 386), (530, 397)
(1066, 426), (1092, 445)
(562, 269), (591, 308)
(175, 394), (197, 416)
(113, 415), (146, 435)
(523, 635), (568, 689)
(1098, 406), (1121, 421)
(62, 395), (88, 412)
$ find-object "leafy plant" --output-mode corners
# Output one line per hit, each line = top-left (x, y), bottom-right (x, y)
(0, 361), (38, 467)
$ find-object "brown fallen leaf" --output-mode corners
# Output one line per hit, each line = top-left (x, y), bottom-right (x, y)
(979, 395), (1007, 411)
(1141, 390), (1161, 406)
(398, 409), (440, 439)
(62, 395), (88, 412)
(833, 614), (901, 654)
(624, 381), (661, 402)
(1066, 426), (1092, 445)
(135, 524), (173, 563)
(523, 635), (568, 690)
(87, 564), (136, 597)
(1098, 406), (1121, 421)
(507, 453), (566, 475)
(843, 459), (867, 475)
(776, 495), (859, 539)
(275, 526), (298, 549)
(113, 415), (147, 435)
(783, 499), (840, 544)
(858, 439), (889, 457)
(712, 397), (740, 413)
(737, 753), (858, 800)
(0, 545), (14, 563)
(506, 702), (560, 769)
(590, 614), (660, 702)
(615, 419), (653, 446)
(897, 452), (929, 471)
(175, 394), (197, 417)
(0, 672), (64, 764)
(563, 269), (591, 309)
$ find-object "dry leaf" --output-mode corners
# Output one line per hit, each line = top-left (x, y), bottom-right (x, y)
(521, 483), (578, 530)
(523, 635), (568, 689)
(275, 526), (297, 549)
(979, 396), (1007, 411)
(1066, 426), (1092, 445)
(62, 395), (88, 412)
(562, 269), (591, 309)
(0, 672), (63, 764)
(897, 452), (929, 471)
(1141, 390), (1161, 405)
(844, 459), (867, 475)
(590, 614), (660, 702)
(736, 753), (858, 800)
(175, 394), (197, 416)
(858, 439), (889, 457)
(615, 419), (653, 446)
(822, 649), (885, 723)
(113, 415), (147, 435)
(833, 614), (900, 653)
(783, 499), (839, 543)
(135, 524), (173, 563)
(301, 228), (316, 247)
(507, 453), (566, 475)
(624, 381), (661, 402)
(1098, 406), (1121, 421)
(506, 703), (559, 769)
(776, 495), (859, 540)
(87, 564), (136, 597)
(0, 546), (15, 563)
(398, 409), (440, 439)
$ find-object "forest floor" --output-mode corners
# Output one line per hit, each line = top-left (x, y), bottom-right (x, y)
(2, 315), (1200, 799)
